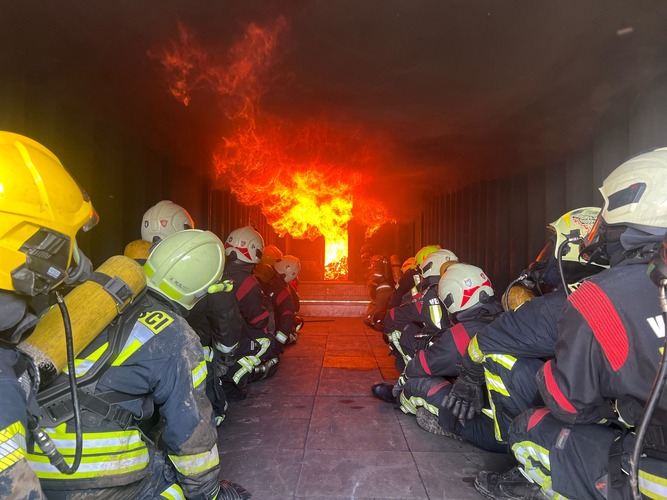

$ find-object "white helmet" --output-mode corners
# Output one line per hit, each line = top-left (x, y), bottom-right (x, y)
(598, 148), (667, 232)
(274, 255), (301, 283)
(141, 200), (194, 243)
(421, 249), (459, 279)
(144, 229), (224, 310)
(438, 263), (494, 314)
(224, 226), (264, 264)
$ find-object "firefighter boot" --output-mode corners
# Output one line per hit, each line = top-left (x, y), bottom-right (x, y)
(474, 466), (547, 499)
(371, 382), (398, 403)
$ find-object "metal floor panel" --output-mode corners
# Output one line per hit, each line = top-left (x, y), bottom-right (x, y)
(217, 317), (514, 500)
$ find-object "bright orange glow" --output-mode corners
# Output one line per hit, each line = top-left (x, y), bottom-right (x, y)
(158, 19), (395, 279)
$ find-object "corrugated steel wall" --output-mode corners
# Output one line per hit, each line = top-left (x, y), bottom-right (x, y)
(0, 77), (278, 267)
(420, 77), (667, 294)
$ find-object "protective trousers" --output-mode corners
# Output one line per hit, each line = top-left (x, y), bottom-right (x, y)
(508, 408), (667, 499)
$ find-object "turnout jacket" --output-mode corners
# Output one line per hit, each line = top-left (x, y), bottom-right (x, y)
(261, 273), (296, 343)
(405, 301), (504, 379)
(537, 262), (666, 426)
(26, 291), (220, 498)
(384, 277), (449, 338)
(388, 268), (421, 309)
(225, 261), (269, 341)
(0, 346), (45, 499)
(467, 290), (567, 364)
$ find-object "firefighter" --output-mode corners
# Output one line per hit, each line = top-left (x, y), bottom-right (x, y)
(187, 271), (244, 424)
(373, 264), (505, 453)
(364, 254), (395, 331)
(442, 208), (602, 444)
(0, 132), (98, 498)
(124, 200), (195, 261)
(223, 226), (278, 386)
(26, 229), (249, 499)
(474, 150), (667, 499)
(387, 244), (440, 309)
(261, 255), (301, 347)
(382, 248), (458, 372)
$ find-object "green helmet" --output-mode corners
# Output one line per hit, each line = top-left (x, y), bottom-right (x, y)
(415, 244), (441, 267)
(144, 229), (224, 310)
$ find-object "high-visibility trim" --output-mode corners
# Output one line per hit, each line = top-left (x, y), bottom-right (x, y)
(28, 426), (149, 479)
(275, 331), (288, 344)
(467, 336), (484, 363)
(449, 323), (469, 356)
(390, 330), (411, 364)
(485, 354), (517, 371)
(639, 469), (667, 499)
(255, 337), (271, 358)
(158, 281), (183, 301)
(28, 448), (149, 479)
(233, 355), (259, 384)
(484, 371), (510, 396)
(0, 421), (26, 471)
(192, 360), (207, 389)
(203, 346), (214, 362)
(34, 427), (145, 455)
(543, 361), (577, 414)
(399, 392), (439, 417)
(112, 322), (156, 366)
(214, 341), (238, 354)
(64, 342), (109, 376)
(569, 280), (628, 371)
(169, 445), (219, 476)
(511, 441), (566, 500)
(160, 482), (185, 500)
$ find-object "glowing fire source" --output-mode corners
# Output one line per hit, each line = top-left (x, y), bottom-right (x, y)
(157, 19), (395, 280)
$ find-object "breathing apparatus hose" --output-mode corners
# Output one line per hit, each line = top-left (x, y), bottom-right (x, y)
(630, 237), (667, 499)
(30, 291), (83, 475)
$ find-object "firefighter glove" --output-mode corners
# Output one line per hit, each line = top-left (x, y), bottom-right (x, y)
(443, 354), (485, 423)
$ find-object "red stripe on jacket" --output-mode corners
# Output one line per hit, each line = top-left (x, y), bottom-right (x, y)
(543, 361), (577, 414)
(449, 323), (469, 356)
(568, 281), (628, 371)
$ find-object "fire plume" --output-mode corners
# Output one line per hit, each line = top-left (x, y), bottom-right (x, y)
(158, 19), (395, 279)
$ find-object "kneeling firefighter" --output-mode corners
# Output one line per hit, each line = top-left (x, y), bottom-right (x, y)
(0, 132), (97, 498)
(26, 229), (250, 498)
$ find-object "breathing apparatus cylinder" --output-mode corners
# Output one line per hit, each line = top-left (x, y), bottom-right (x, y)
(18, 255), (146, 388)
(123, 239), (152, 260)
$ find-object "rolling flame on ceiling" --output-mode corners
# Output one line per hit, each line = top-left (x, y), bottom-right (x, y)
(157, 19), (395, 279)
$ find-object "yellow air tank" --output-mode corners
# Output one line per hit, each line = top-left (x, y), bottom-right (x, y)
(19, 255), (146, 387)
(502, 284), (536, 312)
(123, 239), (152, 260)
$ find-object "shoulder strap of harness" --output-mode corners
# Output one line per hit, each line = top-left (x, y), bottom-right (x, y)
(36, 289), (150, 429)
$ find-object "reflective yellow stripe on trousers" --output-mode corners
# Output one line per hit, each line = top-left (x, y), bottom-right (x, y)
(169, 444), (220, 476)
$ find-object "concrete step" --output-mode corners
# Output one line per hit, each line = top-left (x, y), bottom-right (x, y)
(297, 281), (370, 317)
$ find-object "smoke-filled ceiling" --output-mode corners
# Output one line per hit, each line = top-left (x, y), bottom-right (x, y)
(2, 1), (667, 227)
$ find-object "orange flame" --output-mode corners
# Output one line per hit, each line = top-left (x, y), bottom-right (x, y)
(158, 19), (395, 279)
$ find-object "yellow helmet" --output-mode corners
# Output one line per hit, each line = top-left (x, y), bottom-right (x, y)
(400, 256), (416, 273)
(415, 244), (441, 267)
(259, 244), (283, 266)
(0, 132), (97, 295)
